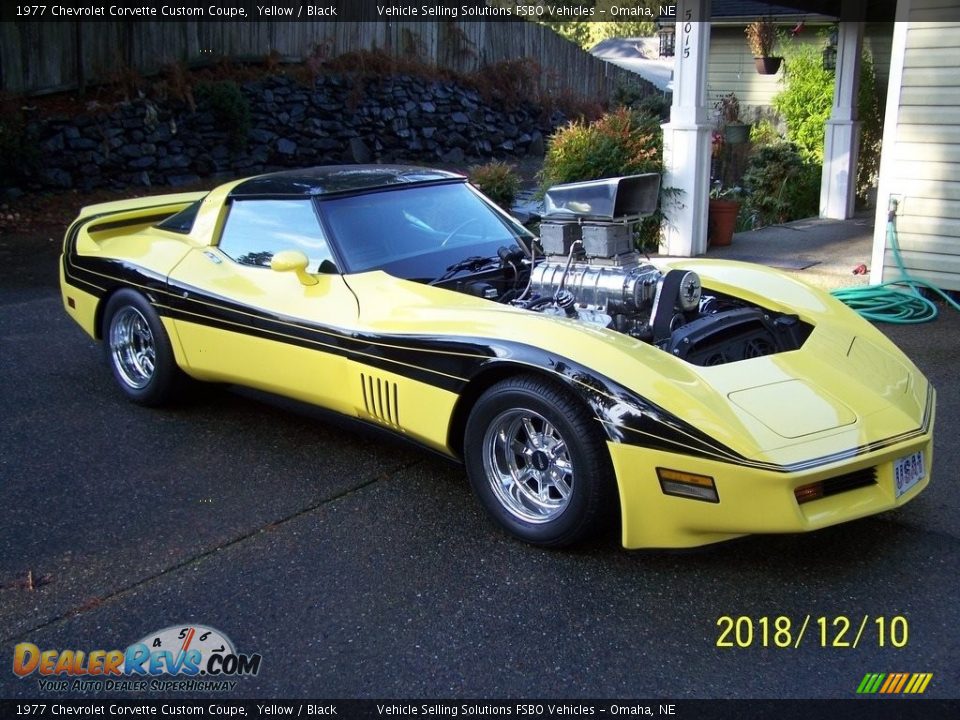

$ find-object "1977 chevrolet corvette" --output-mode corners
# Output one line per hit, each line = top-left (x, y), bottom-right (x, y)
(59, 165), (934, 548)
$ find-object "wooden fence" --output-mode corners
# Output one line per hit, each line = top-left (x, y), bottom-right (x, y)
(0, 20), (654, 101)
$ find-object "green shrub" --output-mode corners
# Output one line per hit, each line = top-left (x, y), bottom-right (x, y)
(196, 80), (251, 151)
(469, 161), (521, 211)
(749, 117), (782, 148)
(611, 81), (645, 109)
(610, 79), (670, 119)
(741, 142), (820, 227)
(541, 108), (661, 186)
(773, 42), (833, 162)
(857, 51), (885, 205)
(773, 40), (885, 205)
(611, 83), (668, 121)
(541, 108), (664, 251)
(635, 94), (670, 121)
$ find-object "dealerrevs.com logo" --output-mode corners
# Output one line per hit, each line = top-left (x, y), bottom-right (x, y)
(13, 624), (262, 693)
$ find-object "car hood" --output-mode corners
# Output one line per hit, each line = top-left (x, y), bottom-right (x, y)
(345, 271), (930, 467)
(684, 330), (928, 462)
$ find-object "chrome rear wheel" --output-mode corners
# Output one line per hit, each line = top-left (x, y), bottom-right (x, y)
(102, 289), (182, 406)
(109, 306), (156, 390)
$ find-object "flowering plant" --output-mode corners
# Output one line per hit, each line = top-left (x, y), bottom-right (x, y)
(711, 130), (725, 159)
(709, 180), (743, 200)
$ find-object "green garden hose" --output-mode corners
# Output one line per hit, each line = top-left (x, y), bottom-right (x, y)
(830, 207), (960, 323)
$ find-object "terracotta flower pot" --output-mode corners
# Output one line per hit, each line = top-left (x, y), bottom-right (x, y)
(708, 199), (740, 247)
(754, 56), (783, 75)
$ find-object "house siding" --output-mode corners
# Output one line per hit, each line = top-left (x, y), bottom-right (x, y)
(707, 26), (795, 113)
(706, 24), (893, 119)
(876, 14), (960, 291)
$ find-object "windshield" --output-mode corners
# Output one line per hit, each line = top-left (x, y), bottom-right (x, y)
(318, 182), (533, 280)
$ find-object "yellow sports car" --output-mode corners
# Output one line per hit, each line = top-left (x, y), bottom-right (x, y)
(59, 165), (934, 549)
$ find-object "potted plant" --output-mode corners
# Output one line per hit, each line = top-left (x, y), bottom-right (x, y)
(708, 182), (743, 247)
(715, 93), (750, 144)
(745, 18), (783, 74)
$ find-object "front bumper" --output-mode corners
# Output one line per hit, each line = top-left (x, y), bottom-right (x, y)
(609, 406), (935, 549)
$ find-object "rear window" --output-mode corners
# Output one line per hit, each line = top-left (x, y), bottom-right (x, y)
(156, 198), (204, 234)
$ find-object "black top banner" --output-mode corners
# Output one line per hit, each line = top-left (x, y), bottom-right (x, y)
(1, 1), (931, 25)
(7, 1), (674, 24)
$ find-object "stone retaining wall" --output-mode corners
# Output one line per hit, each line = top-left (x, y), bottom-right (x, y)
(20, 73), (565, 194)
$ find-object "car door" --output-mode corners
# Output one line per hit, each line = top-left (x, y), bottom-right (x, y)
(167, 197), (358, 413)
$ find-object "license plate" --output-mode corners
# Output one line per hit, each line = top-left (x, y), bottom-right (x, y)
(894, 451), (925, 498)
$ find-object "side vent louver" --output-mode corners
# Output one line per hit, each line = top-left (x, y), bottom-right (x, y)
(361, 373), (400, 427)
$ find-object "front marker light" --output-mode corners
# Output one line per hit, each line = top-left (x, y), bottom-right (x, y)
(656, 467), (719, 503)
(794, 482), (825, 504)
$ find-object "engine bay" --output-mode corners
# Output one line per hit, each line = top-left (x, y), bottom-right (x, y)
(450, 247), (812, 367)
(443, 175), (811, 366)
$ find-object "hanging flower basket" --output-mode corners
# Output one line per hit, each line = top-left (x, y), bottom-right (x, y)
(754, 56), (783, 75)
(745, 18), (781, 74)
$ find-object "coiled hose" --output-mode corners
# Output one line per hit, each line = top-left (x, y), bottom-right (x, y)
(830, 207), (960, 323)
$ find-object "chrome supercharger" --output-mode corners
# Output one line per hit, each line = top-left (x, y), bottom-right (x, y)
(529, 258), (662, 315)
(524, 175), (702, 338)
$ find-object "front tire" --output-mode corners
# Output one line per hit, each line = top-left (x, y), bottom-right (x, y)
(102, 289), (181, 406)
(464, 375), (617, 547)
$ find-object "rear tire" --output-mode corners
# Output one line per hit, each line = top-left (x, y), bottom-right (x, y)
(463, 375), (617, 547)
(102, 289), (181, 406)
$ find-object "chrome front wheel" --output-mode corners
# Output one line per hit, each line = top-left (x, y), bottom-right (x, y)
(464, 375), (617, 547)
(483, 408), (574, 524)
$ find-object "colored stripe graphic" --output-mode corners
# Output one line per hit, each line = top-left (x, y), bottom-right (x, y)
(857, 673), (884, 693)
(857, 673), (932, 694)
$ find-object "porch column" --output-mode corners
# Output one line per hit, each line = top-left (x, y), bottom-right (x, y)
(661, 0), (712, 256)
(820, 2), (866, 219)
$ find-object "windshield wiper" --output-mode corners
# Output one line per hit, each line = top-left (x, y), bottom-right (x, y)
(429, 255), (501, 285)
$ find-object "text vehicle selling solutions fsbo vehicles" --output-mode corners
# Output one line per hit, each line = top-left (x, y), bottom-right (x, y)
(59, 166), (934, 548)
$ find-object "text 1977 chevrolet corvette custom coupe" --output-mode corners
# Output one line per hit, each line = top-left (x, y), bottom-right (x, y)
(60, 165), (934, 548)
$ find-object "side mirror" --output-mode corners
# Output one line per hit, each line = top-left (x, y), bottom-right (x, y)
(270, 249), (318, 286)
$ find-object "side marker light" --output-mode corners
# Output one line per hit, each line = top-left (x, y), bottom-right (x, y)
(657, 467), (719, 503)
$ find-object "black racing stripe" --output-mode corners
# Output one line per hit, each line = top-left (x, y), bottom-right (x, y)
(66, 256), (499, 392)
(605, 382), (934, 474)
(159, 277), (504, 393)
(87, 212), (174, 234)
(63, 254), (935, 475)
(62, 200), (199, 298)
(561, 368), (763, 469)
(158, 303), (473, 393)
(65, 256), (168, 300)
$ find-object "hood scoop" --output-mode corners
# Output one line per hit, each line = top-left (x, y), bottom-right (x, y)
(729, 379), (857, 439)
